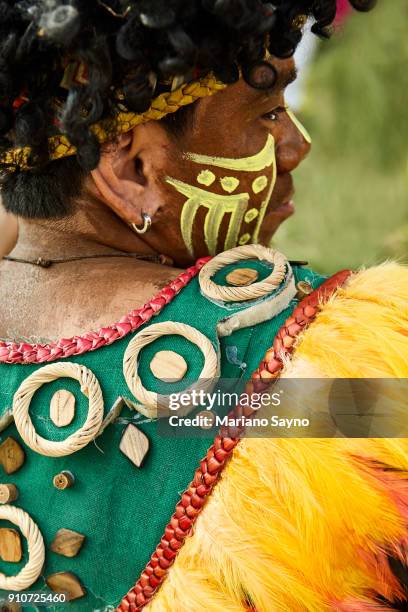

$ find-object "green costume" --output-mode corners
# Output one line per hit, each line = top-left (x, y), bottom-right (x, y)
(0, 259), (324, 610)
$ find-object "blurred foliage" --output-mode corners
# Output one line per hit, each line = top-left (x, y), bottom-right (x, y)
(274, 0), (408, 273)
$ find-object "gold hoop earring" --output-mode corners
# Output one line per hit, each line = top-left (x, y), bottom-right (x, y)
(131, 212), (152, 235)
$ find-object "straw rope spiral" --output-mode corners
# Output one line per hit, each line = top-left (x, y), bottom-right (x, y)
(0, 505), (45, 591)
(123, 321), (219, 419)
(199, 244), (288, 302)
(13, 362), (104, 456)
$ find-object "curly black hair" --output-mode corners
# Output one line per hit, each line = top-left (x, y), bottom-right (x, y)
(0, 0), (375, 218)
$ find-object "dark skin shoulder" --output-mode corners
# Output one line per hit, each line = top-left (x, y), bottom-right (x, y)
(0, 257), (180, 343)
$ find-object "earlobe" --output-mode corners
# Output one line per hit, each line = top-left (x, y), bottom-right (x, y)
(90, 127), (162, 226)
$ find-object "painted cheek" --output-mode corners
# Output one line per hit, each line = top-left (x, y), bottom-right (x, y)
(166, 134), (278, 257)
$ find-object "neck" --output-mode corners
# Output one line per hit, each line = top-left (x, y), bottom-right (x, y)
(9, 192), (156, 261)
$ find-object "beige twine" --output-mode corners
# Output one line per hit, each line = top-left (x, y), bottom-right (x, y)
(199, 244), (288, 302)
(123, 321), (219, 418)
(0, 505), (45, 590)
(13, 362), (104, 457)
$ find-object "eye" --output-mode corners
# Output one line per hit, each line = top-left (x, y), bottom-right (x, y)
(262, 106), (287, 122)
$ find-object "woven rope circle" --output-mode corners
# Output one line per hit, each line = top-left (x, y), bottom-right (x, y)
(123, 322), (219, 418)
(13, 362), (104, 457)
(0, 505), (45, 590)
(199, 244), (288, 302)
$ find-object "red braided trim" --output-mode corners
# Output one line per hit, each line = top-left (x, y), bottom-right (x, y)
(116, 269), (353, 612)
(0, 258), (210, 365)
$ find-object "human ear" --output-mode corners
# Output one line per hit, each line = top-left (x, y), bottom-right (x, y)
(90, 123), (165, 226)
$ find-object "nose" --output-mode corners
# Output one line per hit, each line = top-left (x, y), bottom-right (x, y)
(275, 110), (311, 174)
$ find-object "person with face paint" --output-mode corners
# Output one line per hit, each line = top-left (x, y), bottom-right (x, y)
(0, 1), (407, 610)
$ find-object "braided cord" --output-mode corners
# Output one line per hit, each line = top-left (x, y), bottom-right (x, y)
(116, 270), (353, 611)
(0, 505), (45, 591)
(1, 74), (226, 171)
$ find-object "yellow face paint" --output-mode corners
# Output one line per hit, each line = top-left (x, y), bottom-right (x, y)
(167, 134), (277, 257)
(167, 178), (249, 256)
(286, 108), (312, 144)
(238, 233), (251, 246)
(185, 134), (275, 171)
(252, 175), (268, 194)
(197, 170), (216, 186)
(220, 176), (240, 193)
(244, 208), (259, 224)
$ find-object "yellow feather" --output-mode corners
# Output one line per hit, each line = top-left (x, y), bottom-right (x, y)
(148, 264), (408, 611)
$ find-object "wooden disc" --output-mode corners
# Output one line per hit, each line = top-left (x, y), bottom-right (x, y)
(119, 424), (149, 468)
(226, 267), (259, 287)
(50, 389), (76, 428)
(150, 350), (188, 382)
(0, 438), (25, 475)
(0, 484), (19, 504)
(0, 528), (22, 563)
(46, 572), (86, 601)
(51, 528), (85, 558)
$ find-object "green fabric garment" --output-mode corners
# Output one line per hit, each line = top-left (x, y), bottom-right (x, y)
(0, 262), (325, 611)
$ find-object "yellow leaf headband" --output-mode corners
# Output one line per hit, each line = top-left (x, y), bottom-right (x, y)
(0, 73), (226, 172)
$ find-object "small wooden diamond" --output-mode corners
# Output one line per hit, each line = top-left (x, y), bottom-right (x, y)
(150, 350), (188, 382)
(119, 424), (149, 468)
(0, 528), (22, 563)
(51, 528), (86, 558)
(50, 390), (76, 428)
(226, 267), (259, 287)
(0, 438), (25, 475)
(46, 572), (86, 601)
(0, 483), (19, 504)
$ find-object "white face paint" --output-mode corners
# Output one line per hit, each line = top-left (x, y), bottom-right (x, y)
(166, 134), (277, 257)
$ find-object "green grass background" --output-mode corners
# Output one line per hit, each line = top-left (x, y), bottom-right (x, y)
(274, 0), (408, 273)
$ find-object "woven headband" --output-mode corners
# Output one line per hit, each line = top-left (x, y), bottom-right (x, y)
(0, 73), (226, 172)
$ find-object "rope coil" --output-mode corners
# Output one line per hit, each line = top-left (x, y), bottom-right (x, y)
(13, 362), (104, 456)
(123, 321), (219, 419)
(0, 505), (45, 591)
(199, 244), (288, 302)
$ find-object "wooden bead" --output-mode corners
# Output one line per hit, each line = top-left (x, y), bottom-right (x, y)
(50, 528), (86, 558)
(0, 437), (25, 475)
(0, 483), (19, 504)
(150, 350), (188, 382)
(296, 280), (314, 300)
(50, 389), (76, 428)
(46, 572), (86, 601)
(226, 267), (259, 287)
(120, 424), (149, 468)
(53, 471), (75, 490)
(0, 603), (21, 612)
(0, 528), (22, 563)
